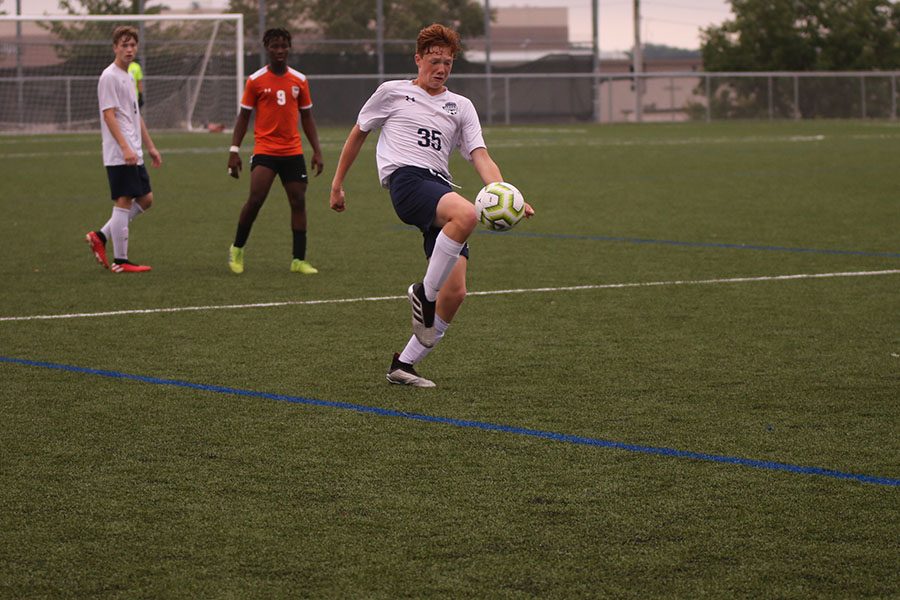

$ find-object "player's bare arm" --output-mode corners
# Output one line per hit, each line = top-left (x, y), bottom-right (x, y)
(140, 117), (161, 167)
(227, 108), (251, 178)
(471, 147), (534, 218)
(330, 124), (370, 212)
(102, 107), (137, 165)
(300, 108), (324, 177)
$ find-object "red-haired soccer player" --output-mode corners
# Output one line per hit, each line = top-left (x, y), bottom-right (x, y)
(330, 23), (534, 387)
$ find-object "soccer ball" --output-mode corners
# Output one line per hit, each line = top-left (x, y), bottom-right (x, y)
(474, 182), (526, 231)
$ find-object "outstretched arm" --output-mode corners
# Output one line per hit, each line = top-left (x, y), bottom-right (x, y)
(470, 147), (535, 218)
(470, 147), (503, 185)
(330, 124), (370, 212)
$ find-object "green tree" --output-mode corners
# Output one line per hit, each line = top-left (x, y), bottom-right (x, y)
(228, 0), (486, 50)
(306, 0), (485, 40)
(226, 0), (312, 46)
(42, 0), (168, 60)
(701, 0), (899, 71)
(57, 0), (167, 15)
(697, 0), (900, 118)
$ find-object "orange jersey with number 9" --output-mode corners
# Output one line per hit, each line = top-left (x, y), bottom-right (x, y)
(240, 65), (313, 156)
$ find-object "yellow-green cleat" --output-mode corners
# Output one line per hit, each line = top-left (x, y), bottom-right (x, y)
(228, 245), (244, 274)
(290, 259), (318, 274)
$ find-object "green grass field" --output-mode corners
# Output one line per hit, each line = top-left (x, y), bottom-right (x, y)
(1, 120), (898, 598)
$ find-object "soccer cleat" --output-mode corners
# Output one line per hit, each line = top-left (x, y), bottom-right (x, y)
(407, 282), (437, 348)
(85, 231), (109, 269)
(386, 353), (435, 388)
(110, 260), (151, 273)
(290, 259), (318, 274)
(228, 245), (244, 274)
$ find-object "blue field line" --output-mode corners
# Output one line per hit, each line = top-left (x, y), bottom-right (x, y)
(3, 355), (898, 488)
(476, 229), (900, 258)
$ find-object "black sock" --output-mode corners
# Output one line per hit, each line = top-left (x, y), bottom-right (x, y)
(292, 229), (307, 260)
(95, 230), (107, 244)
(234, 222), (252, 248)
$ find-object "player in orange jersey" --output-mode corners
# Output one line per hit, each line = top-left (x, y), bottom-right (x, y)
(226, 28), (324, 275)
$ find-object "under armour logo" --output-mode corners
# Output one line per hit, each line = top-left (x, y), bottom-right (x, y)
(405, 95), (416, 102)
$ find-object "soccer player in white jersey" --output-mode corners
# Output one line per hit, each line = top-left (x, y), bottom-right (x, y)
(85, 25), (162, 273)
(330, 23), (534, 388)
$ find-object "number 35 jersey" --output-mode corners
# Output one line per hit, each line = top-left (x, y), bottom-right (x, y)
(357, 80), (486, 187)
(241, 65), (313, 156)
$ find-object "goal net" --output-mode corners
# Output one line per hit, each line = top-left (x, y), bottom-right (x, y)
(0, 13), (243, 133)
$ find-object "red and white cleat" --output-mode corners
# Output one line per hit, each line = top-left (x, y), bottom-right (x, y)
(110, 261), (152, 273)
(85, 231), (109, 269)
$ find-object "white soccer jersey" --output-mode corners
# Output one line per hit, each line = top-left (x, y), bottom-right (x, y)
(98, 62), (142, 166)
(357, 79), (486, 186)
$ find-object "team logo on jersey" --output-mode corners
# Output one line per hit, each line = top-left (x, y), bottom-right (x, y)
(291, 86), (300, 98)
(405, 95), (416, 103)
(442, 101), (458, 115)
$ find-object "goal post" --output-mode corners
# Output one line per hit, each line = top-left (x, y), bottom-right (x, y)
(0, 13), (244, 133)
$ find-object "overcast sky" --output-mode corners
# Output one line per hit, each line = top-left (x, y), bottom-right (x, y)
(12, 0), (734, 51)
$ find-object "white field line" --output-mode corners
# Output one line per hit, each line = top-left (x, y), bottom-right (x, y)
(2, 269), (898, 323)
(3, 132), (900, 159)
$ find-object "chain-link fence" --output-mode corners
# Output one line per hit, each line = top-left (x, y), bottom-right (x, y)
(306, 71), (899, 126)
(1, 10), (897, 132)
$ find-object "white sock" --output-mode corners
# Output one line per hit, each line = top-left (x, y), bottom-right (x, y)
(423, 231), (465, 301)
(400, 316), (449, 364)
(109, 206), (130, 261)
(128, 202), (144, 221)
(101, 202), (142, 241)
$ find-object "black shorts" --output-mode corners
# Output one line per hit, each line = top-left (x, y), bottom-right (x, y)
(251, 154), (308, 184)
(106, 164), (151, 200)
(388, 166), (470, 260)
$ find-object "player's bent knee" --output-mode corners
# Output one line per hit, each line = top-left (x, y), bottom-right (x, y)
(440, 282), (467, 308)
(450, 198), (478, 232)
(439, 193), (476, 226)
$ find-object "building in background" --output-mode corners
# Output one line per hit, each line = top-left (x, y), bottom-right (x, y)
(466, 6), (573, 64)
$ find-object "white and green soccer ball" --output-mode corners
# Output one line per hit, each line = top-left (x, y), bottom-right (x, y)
(474, 181), (526, 231)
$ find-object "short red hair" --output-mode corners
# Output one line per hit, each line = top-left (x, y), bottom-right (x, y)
(416, 23), (460, 57)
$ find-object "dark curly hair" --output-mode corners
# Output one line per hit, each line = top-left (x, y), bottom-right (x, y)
(263, 28), (291, 47)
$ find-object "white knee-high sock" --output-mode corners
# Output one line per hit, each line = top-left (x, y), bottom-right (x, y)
(400, 316), (449, 364)
(109, 206), (130, 260)
(101, 202), (142, 241)
(128, 202), (144, 221)
(423, 231), (465, 301)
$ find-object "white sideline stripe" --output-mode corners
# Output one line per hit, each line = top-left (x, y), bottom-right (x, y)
(3, 132), (900, 159)
(2, 269), (898, 323)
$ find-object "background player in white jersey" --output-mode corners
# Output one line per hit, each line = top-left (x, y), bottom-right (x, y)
(330, 23), (534, 388)
(85, 25), (162, 273)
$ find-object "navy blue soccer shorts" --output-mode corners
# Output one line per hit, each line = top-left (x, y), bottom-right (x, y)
(106, 164), (152, 200)
(388, 165), (470, 260)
